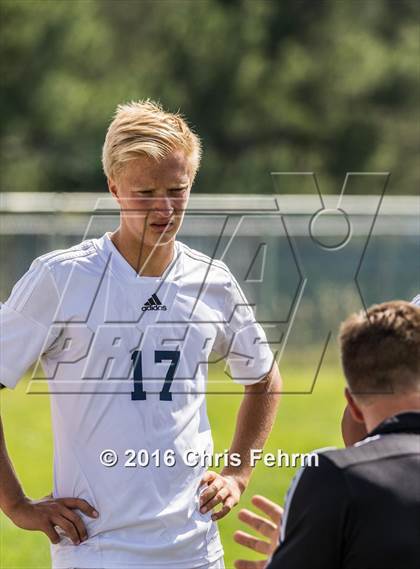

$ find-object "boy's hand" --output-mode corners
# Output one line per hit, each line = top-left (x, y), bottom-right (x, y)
(199, 471), (243, 521)
(5, 495), (98, 545)
(234, 495), (283, 569)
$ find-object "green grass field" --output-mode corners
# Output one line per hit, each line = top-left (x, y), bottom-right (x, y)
(0, 354), (345, 569)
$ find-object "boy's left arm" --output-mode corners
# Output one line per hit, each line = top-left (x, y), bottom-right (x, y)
(199, 364), (282, 521)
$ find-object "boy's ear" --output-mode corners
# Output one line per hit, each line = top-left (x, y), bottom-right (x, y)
(345, 387), (365, 423)
(342, 389), (368, 446)
(107, 177), (119, 201)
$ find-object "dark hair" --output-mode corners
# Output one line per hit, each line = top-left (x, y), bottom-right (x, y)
(339, 301), (420, 397)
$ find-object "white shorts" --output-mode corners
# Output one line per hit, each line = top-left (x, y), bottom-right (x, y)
(202, 559), (225, 569)
(68, 559), (225, 569)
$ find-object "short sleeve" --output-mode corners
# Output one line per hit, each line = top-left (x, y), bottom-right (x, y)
(411, 295), (420, 307)
(0, 259), (62, 389)
(215, 274), (274, 385)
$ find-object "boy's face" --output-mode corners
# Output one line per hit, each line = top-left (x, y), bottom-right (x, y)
(108, 149), (192, 248)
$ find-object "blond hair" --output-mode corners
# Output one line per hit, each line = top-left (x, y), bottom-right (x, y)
(339, 301), (420, 397)
(102, 100), (202, 180)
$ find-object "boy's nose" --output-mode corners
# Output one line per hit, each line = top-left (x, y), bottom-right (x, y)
(153, 196), (174, 216)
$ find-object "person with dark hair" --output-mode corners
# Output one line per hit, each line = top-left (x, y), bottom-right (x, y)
(341, 293), (420, 445)
(234, 301), (420, 569)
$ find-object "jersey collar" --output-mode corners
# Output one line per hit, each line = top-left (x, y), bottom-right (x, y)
(368, 411), (420, 437)
(95, 232), (182, 284)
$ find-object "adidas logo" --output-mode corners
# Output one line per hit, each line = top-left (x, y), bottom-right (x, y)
(141, 293), (167, 312)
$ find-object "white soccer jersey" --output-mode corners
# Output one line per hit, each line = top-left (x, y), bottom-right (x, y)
(411, 295), (420, 306)
(0, 233), (274, 569)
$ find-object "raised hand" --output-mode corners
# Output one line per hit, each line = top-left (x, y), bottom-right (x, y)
(234, 495), (283, 569)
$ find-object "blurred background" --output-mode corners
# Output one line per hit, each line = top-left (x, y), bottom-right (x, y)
(0, 1), (419, 568)
(1, 0), (419, 195)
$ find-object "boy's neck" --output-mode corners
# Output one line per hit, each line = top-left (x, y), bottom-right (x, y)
(110, 229), (175, 277)
(362, 393), (420, 434)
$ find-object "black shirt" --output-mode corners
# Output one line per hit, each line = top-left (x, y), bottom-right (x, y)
(268, 412), (420, 569)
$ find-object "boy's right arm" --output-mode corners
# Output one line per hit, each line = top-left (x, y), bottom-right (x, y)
(0, 259), (98, 545)
(0, 411), (98, 545)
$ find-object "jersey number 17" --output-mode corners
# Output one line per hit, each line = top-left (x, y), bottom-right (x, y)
(130, 350), (180, 401)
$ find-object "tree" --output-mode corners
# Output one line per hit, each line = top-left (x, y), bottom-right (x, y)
(1, 0), (418, 194)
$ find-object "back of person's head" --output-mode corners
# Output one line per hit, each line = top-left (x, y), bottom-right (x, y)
(339, 301), (420, 400)
(102, 99), (202, 182)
